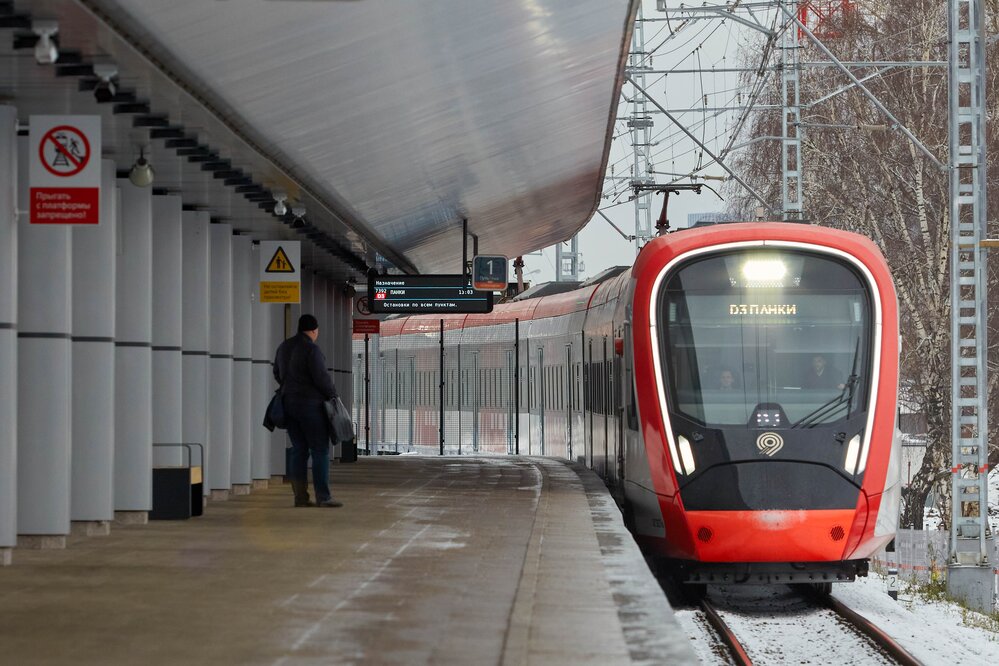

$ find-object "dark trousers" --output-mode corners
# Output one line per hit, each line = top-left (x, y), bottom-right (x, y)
(284, 398), (331, 503)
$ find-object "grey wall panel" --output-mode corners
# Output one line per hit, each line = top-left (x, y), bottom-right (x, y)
(181, 211), (210, 485)
(230, 234), (252, 486)
(151, 195), (184, 467)
(17, 135), (72, 535)
(114, 179), (153, 511)
(70, 159), (117, 521)
(208, 223), (233, 492)
(0, 106), (17, 548)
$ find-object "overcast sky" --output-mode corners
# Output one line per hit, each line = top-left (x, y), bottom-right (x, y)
(519, 0), (770, 285)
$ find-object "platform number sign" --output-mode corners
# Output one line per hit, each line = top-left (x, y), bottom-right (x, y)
(472, 255), (508, 291)
(29, 115), (102, 224)
(258, 240), (301, 303)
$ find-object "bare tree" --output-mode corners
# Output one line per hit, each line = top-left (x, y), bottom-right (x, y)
(727, 0), (999, 528)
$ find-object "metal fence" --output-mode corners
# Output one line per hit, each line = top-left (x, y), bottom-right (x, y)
(872, 529), (999, 584)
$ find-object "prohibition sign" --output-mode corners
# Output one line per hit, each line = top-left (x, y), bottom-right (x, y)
(39, 125), (91, 177)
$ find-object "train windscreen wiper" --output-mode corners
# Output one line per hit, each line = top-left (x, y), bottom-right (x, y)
(792, 340), (861, 429)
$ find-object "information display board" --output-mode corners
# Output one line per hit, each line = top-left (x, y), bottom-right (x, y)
(472, 255), (508, 291)
(369, 274), (493, 314)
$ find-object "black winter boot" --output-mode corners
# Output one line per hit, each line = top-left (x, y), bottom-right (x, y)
(290, 479), (313, 507)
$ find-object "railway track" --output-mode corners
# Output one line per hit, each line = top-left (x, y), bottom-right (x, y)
(697, 586), (923, 666)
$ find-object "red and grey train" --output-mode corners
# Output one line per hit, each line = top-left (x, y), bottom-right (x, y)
(357, 222), (901, 584)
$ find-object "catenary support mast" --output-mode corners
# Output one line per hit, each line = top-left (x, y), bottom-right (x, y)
(946, 0), (995, 612)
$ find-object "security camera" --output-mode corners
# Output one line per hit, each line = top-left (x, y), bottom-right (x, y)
(92, 63), (118, 104)
(272, 190), (288, 216)
(32, 20), (59, 65)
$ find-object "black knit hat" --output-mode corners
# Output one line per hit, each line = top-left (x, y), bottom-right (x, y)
(298, 314), (319, 332)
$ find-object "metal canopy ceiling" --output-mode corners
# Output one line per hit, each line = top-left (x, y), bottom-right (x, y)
(8, 0), (635, 276)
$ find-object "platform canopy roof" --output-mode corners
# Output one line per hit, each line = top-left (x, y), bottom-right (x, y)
(10, 0), (636, 277)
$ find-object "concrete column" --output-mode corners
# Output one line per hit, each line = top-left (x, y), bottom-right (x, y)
(152, 195), (184, 469)
(17, 135), (72, 547)
(269, 299), (288, 482)
(181, 211), (210, 497)
(70, 160), (117, 535)
(114, 179), (153, 523)
(208, 222), (233, 499)
(250, 242), (273, 486)
(230, 233), (252, 494)
(313, 274), (327, 345)
(0, 107), (17, 563)
(298, 269), (314, 323)
(341, 288), (355, 411)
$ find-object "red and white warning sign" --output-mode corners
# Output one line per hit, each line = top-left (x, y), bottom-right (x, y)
(29, 115), (101, 225)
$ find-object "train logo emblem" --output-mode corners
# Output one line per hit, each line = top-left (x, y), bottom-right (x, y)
(756, 432), (784, 457)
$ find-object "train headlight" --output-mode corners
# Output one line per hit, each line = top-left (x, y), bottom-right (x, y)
(844, 434), (863, 475)
(677, 435), (696, 474)
(741, 258), (787, 283)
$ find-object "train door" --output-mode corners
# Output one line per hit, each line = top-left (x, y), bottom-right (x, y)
(506, 349), (515, 454)
(565, 343), (572, 461)
(603, 336), (609, 480)
(611, 332), (624, 484)
(471, 352), (480, 453)
(536, 346), (545, 455)
(586, 338), (593, 469)
(407, 356), (415, 449)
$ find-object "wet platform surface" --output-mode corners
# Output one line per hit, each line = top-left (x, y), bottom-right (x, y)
(0, 457), (696, 664)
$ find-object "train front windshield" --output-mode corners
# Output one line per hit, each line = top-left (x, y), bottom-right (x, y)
(659, 249), (873, 429)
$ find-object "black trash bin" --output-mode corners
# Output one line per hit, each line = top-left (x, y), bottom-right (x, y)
(339, 438), (357, 463)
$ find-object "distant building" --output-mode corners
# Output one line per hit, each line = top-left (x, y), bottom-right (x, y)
(686, 212), (728, 227)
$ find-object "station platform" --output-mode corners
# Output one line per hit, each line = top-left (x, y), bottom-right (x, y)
(0, 456), (696, 665)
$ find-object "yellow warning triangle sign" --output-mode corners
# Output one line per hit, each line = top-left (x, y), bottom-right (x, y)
(265, 246), (295, 273)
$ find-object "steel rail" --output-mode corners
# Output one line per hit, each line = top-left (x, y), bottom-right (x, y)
(823, 595), (924, 666)
(699, 598), (753, 666)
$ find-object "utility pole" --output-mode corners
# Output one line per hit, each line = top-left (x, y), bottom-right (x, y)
(554, 235), (580, 282)
(946, 0), (995, 613)
(628, 2), (654, 252)
(781, 0), (804, 220)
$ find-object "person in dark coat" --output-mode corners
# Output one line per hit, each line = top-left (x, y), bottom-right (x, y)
(273, 314), (342, 508)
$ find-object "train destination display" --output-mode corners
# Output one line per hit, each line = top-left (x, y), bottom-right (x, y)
(369, 274), (494, 314)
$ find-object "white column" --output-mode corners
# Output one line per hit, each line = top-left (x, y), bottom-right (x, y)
(17, 135), (72, 546)
(0, 107), (18, 562)
(152, 195), (184, 468)
(70, 160), (117, 533)
(230, 233), (252, 494)
(269, 300), (288, 480)
(114, 179), (153, 522)
(313, 274), (327, 343)
(298, 269), (314, 323)
(181, 211), (210, 496)
(208, 222), (233, 499)
(250, 242), (273, 483)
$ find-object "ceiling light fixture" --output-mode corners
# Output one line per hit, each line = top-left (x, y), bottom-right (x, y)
(129, 148), (155, 187)
(92, 63), (118, 103)
(32, 19), (59, 65)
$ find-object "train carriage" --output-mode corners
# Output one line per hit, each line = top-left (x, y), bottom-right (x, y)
(355, 222), (901, 584)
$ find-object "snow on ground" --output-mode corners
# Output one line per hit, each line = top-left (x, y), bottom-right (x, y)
(834, 572), (997, 665)
(673, 574), (997, 664)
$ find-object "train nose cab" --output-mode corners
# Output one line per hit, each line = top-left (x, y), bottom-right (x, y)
(657, 247), (883, 576)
